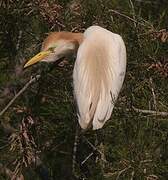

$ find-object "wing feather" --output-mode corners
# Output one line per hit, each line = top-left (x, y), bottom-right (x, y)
(73, 26), (126, 130)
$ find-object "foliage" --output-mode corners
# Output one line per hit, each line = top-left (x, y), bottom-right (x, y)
(0, 0), (168, 179)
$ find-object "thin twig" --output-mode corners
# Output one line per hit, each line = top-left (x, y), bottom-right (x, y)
(0, 75), (41, 118)
(149, 78), (157, 110)
(130, 170), (135, 180)
(16, 30), (23, 51)
(116, 165), (132, 180)
(116, 106), (168, 117)
(132, 106), (168, 116)
(80, 140), (106, 166)
(0, 143), (10, 150)
(72, 124), (80, 174)
(129, 0), (137, 28)
(99, 142), (106, 171)
(83, 136), (107, 163)
(104, 172), (118, 178)
(109, 9), (139, 24)
(81, 152), (94, 165)
(109, 9), (153, 28)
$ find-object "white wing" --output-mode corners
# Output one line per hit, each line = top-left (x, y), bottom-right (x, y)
(73, 26), (126, 130)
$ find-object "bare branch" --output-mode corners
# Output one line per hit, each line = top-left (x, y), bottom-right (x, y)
(0, 75), (41, 118)
(116, 106), (168, 117)
(132, 106), (168, 117)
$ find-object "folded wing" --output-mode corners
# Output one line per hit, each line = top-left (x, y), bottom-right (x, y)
(73, 26), (126, 130)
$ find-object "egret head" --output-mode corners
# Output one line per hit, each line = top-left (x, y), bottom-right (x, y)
(24, 32), (83, 68)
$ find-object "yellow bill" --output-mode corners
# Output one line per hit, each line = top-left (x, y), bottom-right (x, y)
(24, 50), (51, 68)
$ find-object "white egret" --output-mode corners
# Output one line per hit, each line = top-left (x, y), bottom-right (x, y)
(24, 26), (126, 130)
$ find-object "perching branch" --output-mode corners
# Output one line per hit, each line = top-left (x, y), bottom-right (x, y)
(0, 75), (41, 118)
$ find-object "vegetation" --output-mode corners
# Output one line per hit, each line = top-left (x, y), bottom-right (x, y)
(0, 0), (168, 179)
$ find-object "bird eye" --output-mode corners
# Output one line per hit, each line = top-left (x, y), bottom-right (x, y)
(48, 47), (54, 52)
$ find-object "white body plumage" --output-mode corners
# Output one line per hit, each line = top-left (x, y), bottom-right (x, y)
(73, 26), (126, 130)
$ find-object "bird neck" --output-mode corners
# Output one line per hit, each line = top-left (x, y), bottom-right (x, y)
(66, 33), (83, 54)
(72, 33), (83, 45)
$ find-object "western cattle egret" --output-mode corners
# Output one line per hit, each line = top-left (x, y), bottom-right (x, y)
(24, 26), (126, 130)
